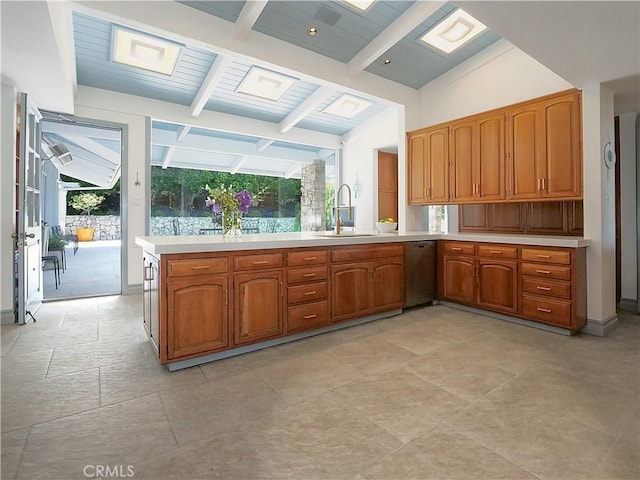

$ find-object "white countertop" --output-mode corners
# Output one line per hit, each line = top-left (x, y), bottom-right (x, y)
(135, 231), (590, 255)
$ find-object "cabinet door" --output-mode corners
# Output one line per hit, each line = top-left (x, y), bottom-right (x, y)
(450, 120), (475, 203)
(508, 105), (544, 200)
(331, 263), (370, 322)
(489, 203), (526, 233)
(527, 202), (567, 234)
(541, 93), (582, 199)
(371, 258), (404, 312)
(427, 127), (450, 203)
(378, 151), (398, 221)
(167, 275), (229, 359)
(408, 133), (427, 204)
(477, 113), (505, 201)
(234, 271), (283, 345)
(477, 259), (518, 314)
(440, 255), (476, 304)
(458, 204), (489, 232)
(567, 201), (583, 234)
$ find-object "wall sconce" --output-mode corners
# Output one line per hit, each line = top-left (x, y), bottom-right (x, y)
(134, 172), (141, 187)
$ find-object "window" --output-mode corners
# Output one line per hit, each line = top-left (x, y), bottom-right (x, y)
(428, 205), (447, 233)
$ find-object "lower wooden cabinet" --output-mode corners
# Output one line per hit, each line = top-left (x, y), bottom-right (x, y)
(167, 275), (229, 360)
(440, 255), (476, 304)
(438, 241), (586, 332)
(477, 259), (518, 314)
(234, 271), (283, 345)
(331, 244), (404, 323)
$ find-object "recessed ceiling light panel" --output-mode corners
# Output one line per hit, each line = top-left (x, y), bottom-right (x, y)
(112, 27), (181, 75)
(420, 9), (487, 54)
(236, 67), (297, 102)
(342, 0), (375, 12)
(323, 94), (372, 119)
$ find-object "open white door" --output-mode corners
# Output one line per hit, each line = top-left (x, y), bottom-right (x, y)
(14, 92), (43, 324)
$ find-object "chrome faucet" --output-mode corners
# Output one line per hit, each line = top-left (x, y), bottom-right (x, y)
(335, 183), (352, 235)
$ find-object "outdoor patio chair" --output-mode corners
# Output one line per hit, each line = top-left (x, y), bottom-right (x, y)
(41, 226), (60, 289)
(51, 225), (79, 255)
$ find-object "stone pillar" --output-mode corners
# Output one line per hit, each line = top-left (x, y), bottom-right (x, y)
(300, 160), (326, 232)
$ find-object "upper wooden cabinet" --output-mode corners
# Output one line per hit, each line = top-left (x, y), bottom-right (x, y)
(508, 91), (582, 200)
(408, 89), (582, 206)
(450, 113), (505, 203)
(408, 126), (449, 204)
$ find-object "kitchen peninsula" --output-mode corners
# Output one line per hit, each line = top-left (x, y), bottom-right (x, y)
(136, 232), (589, 370)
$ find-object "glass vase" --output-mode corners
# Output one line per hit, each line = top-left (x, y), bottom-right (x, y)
(222, 210), (242, 238)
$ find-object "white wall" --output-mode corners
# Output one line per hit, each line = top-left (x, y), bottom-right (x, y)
(341, 107), (407, 231)
(0, 84), (17, 319)
(582, 83), (617, 331)
(419, 44), (573, 126)
(619, 113), (638, 306)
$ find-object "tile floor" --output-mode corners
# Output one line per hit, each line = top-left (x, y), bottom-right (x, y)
(1, 296), (638, 480)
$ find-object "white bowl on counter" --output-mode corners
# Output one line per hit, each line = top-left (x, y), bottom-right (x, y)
(376, 222), (398, 233)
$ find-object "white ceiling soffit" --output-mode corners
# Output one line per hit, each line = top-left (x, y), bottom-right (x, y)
(457, 1), (640, 95)
(0, 1), (75, 112)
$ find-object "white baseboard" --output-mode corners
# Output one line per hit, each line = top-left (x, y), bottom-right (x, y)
(582, 314), (620, 336)
(1, 309), (15, 325)
(122, 284), (142, 295)
(619, 298), (639, 313)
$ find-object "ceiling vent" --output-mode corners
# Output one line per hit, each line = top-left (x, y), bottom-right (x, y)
(313, 6), (341, 26)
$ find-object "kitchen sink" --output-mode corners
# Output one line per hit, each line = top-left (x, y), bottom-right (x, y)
(312, 232), (378, 237)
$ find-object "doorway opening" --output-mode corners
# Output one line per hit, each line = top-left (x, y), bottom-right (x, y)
(40, 114), (123, 300)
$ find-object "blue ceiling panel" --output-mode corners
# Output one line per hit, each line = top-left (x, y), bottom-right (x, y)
(295, 91), (388, 136)
(204, 59), (322, 123)
(365, 3), (502, 88)
(73, 12), (217, 106)
(151, 145), (168, 163)
(252, 1), (414, 63)
(177, 1), (246, 23)
(188, 126), (261, 145)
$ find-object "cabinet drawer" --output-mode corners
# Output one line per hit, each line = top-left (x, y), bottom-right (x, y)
(287, 281), (328, 304)
(441, 241), (475, 256)
(287, 249), (328, 267)
(521, 277), (571, 299)
(167, 257), (228, 277)
(287, 301), (329, 333)
(477, 244), (517, 259)
(331, 244), (403, 262)
(522, 295), (572, 327)
(522, 248), (570, 265)
(287, 265), (328, 284)
(522, 263), (571, 281)
(234, 252), (283, 271)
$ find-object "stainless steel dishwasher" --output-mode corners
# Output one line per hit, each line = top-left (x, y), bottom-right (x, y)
(404, 241), (437, 307)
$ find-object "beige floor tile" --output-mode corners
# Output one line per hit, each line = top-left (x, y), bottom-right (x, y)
(159, 370), (286, 446)
(1, 427), (29, 480)
(334, 369), (468, 443)
(1, 326), (21, 357)
(6, 322), (98, 356)
(446, 383), (618, 480)
(254, 351), (361, 404)
(325, 336), (417, 375)
(17, 393), (177, 480)
(595, 429), (640, 479)
(406, 347), (516, 401)
(362, 425), (537, 480)
(97, 317), (146, 341)
(100, 358), (206, 406)
(1, 369), (100, 432)
(198, 346), (282, 379)
(46, 334), (147, 377)
(136, 392), (401, 480)
(1, 349), (53, 385)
